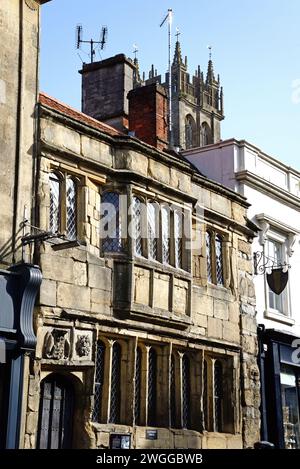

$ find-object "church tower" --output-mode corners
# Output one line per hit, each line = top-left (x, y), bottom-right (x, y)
(171, 39), (224, 150)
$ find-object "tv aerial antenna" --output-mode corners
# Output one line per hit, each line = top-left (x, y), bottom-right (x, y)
(76, 24), (108, 63)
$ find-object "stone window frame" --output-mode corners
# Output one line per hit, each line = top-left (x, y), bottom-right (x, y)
(203, 355), (234, 434)
(205, 228), (228, 287)
(256, 214), (297, 324)
(131, 191), (190, 272)
(91, 337), (129, 425)
(91, 336), (236, 434)
(100, 189), (125, 254)
(48, 169), (81, 240)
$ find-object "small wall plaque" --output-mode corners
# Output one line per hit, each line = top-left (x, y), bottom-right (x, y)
(146, 430), (158, 440)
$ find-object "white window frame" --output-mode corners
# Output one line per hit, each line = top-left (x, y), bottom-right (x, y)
(264, 229), (293, 324)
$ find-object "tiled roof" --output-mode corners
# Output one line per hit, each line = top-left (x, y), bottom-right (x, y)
(39, 92), (123, 137)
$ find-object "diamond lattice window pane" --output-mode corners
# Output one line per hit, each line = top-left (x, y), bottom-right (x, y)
(109, 342), (121, 423)
(147, 202), (158, 260)
(170, 354), (176, 428)
(215, 234), (224, 285)
(206, 231), (213, 283)
(214, 360), (223, 432)
(92, 341), (105, 423)
(134, 347), (142, 425)
(101, 192), (122, 252)
(162, 206), (170, 264)
(66, 178), (77, 240)
(49, 173), (60, 233)
(133, 197), (143, 256)
(147, 348), (157, 426)
(182, 354), (191, 429)
(174, 210), (183, 268)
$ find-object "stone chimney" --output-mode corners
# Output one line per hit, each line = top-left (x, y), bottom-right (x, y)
(79, 54), (135, 132)
(127, 83), (168, 151)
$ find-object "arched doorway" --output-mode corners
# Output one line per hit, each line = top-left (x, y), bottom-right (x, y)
(37, 374), (74, 449)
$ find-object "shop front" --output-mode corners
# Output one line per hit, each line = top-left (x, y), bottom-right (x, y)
(0, 264), (42, 448)
(258, 327), (300, 449)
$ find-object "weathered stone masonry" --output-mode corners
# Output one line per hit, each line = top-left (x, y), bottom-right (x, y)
(20, 92), (260, 449)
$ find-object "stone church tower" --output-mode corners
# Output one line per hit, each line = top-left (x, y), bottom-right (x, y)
(170, 40), (224, 150)
(80, 41), (224, 151)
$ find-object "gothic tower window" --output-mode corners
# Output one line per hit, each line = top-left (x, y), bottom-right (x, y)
(109, 342), (121, 423)
(147, 348), (157, 426)
(101, 191), (122, 253)
(92, 340), (106, 423)
(185, 115), (196, 149)
(201, 122), (212, 146)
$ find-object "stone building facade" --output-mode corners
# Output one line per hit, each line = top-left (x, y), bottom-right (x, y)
(17, 89), (261, 449)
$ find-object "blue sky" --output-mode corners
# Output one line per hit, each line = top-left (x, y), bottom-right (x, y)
(41, 0), (300, 170)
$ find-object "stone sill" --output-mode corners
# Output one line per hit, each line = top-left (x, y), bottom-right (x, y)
(264, 309), (295, 326)
(129, 305), (192, 329)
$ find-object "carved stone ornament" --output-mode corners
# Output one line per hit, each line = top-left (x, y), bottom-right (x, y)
(25, 0), (38, 11)
(43, 329), (70, 360)
(75, 335), (92, 357)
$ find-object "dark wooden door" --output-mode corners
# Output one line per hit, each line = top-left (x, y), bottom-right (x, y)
(37, 374), (74, 449)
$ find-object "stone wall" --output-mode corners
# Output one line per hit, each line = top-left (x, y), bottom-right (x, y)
(0, 0), (40, 266)
(21, 101), (260, 449)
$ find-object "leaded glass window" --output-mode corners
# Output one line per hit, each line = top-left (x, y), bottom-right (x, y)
(133, 196), (143, 256)
(147, 348), (157, 426)
(174, 210), (183, 269)
(66, 178), (77, 240)
(147, 202), (158, 260)
(215, 235), (224, 285)
(170, 354), (176, 428)
(162, 206), (170, 264)
(182, 354), (191, 429)
(101, 192), (122, 253)
(92, 341), (105, 423)
(109, 342), (121, 423)
(134, 347), (142, 425)
(214, 360), (223, 432)
(206, 231), (213, 283)
(49, 173), (60, 233)
(203, 360), (208, 430)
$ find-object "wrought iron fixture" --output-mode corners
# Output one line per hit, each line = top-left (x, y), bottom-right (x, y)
(253, 251), (290, 295)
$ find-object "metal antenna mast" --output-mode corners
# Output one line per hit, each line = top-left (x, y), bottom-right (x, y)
(160, 8), (173, 148)
(76, 24), (108, 63)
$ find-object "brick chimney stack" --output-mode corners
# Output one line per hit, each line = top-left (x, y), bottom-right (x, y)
(127, 83), (168, 151)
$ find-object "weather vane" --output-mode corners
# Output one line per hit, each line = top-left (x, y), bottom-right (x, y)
(207, 45), (212, 60)
(133, 44), (138, 61)
(175, 27), (180, 41)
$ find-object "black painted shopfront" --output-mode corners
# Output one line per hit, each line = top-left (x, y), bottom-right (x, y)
(0, 264), (42, 449)
(258, 326), (300, 449)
